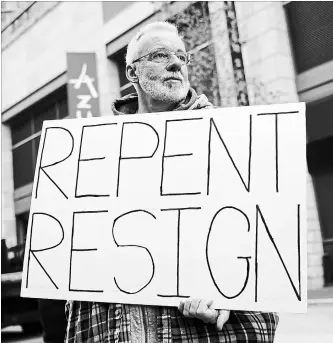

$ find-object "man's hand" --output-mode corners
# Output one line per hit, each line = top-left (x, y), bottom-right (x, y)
(178, 298), (230, 331)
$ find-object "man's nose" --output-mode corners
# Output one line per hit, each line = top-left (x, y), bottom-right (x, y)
(166, 54), (182, 72)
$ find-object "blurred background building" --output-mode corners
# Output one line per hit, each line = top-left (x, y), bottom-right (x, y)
(1, 0), (333, 332)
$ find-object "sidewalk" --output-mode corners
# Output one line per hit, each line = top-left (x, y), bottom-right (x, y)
(274, 287), (333, 343)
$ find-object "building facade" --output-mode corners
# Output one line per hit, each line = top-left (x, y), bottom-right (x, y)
(2, 1), (333, 290)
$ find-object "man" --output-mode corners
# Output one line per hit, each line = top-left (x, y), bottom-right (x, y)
(65, 21), (279, 342)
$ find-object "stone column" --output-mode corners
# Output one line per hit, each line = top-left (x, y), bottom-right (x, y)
(208, 1), (238, 107)
(1, 123), (17, 248)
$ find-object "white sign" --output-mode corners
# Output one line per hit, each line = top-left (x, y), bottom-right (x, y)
(21, 103), (307, 313)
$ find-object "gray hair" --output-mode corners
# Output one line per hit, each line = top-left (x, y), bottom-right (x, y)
(125, 21), (181, 66)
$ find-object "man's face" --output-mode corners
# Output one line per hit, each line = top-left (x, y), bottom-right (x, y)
(134, 30), (190, 103)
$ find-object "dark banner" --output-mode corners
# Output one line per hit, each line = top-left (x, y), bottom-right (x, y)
(67, 53), (100, 118)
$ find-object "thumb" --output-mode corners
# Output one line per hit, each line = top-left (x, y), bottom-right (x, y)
(216, 310), (230, 331)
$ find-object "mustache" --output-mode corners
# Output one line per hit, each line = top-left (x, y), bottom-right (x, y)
(162, 73), (184, 82)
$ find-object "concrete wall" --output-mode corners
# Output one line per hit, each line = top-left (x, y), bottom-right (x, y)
(234, 1), (324, 289)
(208, 1), (238, 107)
(235, 1), (298, 105)
(1, 1), (113, 116)
(1, 124), (17, 248)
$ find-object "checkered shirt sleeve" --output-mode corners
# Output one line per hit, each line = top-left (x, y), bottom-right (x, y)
(65, 301), (279, 343)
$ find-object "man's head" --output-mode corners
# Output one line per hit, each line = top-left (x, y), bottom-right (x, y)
(126, 22), (190, 104)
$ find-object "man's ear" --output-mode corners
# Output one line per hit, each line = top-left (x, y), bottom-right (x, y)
(126, 64), (139, 84)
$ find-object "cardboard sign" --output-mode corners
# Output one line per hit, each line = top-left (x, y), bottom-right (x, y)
(21, 103), (307, 313)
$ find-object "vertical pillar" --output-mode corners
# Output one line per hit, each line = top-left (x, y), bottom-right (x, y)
(208, 1), (238, 107)
(1, 123), (17, 248)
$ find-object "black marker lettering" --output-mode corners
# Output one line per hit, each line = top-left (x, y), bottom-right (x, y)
(35, 127), (74, 199)
(116, 122), (159, 197)
(26, 213), (64, 289)
(157, 207), (200, 298)
(255, 204), (301, 301)
(257, 111), (299, 192)
(68, 211), (107, 292)
(207, 116), (252, 195)
(160, 118), (203, 196)
(112, 210), (156, 294)
(75, 123), (117, 198)
(206, 206), (251, 299)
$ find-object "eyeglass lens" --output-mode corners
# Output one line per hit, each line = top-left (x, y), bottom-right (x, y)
(151, 50), (188, 64)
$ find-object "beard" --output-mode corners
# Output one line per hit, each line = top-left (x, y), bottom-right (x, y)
(137, 68), (190, 103)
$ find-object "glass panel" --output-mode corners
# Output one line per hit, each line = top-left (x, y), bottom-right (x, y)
(167, 2), (221, 106)
(286, 1), (333, 73)
(58, 98), (69, 119)
(113, 47), (128, 87)
(32, 135), (41, 175)
(12, 141), (34, 189)
(306, 98), (333, 142)
(34, 104), (57, 133)
(16, 212), (30, 245)
(187, 45), (221, 106)
(168, 2), (212, 52)
(11, 116), (33, 145)
(120, 84), (136, 97)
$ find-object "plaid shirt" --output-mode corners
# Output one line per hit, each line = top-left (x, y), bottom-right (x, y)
(65, 301), (279, 343)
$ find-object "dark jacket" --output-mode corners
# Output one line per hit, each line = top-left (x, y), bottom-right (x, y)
(111, 88), (214, 115)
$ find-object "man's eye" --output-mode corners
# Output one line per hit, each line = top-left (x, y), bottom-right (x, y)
(153, 52), (168, 59)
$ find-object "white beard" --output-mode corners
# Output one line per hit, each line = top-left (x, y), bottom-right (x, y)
(137, 70), (190, 103)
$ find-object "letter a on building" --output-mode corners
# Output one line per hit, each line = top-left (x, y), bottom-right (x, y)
(67, 53), (101, 118)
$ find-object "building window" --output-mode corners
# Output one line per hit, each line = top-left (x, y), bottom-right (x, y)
(306, 96), (333, 286)
(16, 212), (29, 246)
(10, 87), (68, 190)
(285, 1), (333, 73)
(112, 46), (136, 97)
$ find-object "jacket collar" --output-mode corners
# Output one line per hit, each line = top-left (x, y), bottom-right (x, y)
(111, 88), (210, 115)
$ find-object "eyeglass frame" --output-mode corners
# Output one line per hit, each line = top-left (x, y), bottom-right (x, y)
(131, 49), (192, 65)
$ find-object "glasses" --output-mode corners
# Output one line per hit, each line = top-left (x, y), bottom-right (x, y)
(132, 49), (192, 65)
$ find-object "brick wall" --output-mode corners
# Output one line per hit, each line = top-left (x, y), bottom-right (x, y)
(1, 124), (17, 248)
(233, 1), (324, 289)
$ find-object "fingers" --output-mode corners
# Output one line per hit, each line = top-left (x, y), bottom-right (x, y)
(179, 298), (201, 317)
(179, 299), (230, 331)
(216, 310), (230, 331)
(189, 298), (201, 316)
(197, 300), (218, 324)
(196, 299), (210, 319)
(178, 300), (185, 313)
(179, 298), (218, 324)
(184, 298), (201, 317)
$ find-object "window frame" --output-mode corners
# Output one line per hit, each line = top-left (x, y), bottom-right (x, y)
(10, 87), (68, 212)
